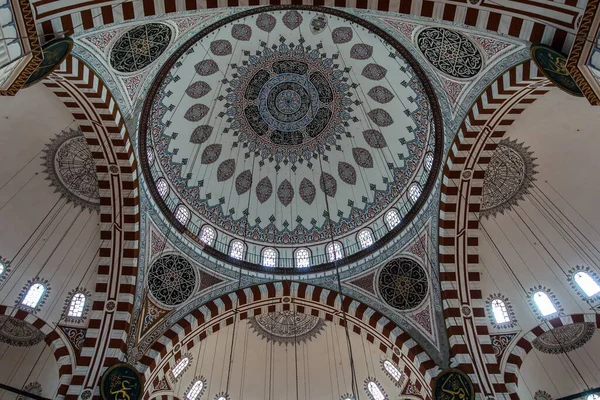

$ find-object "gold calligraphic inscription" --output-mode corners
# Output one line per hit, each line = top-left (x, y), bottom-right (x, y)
(433, 369), (474, 400)
(101, 363), (143, 400)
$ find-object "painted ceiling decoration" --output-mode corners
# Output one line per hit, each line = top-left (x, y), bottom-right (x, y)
(480, 139), (538, 218)
(0, 315), (45, 347)
(378, 257), (429, 311)
(109, 23), (173, 73)
(247, 310), (326, 345)
(532, 322), (596, 354)
(148, 254), (197, 307)
(41, 128), (100, 212)
(140, 6), (443, 271)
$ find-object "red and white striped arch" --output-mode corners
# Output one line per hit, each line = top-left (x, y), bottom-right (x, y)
(139, 281), (437, 400)
(438, 60), (552, 398)
(43, 55), (140, 399)
(0, 306), (74, 398)
(33, 0), (581, 52)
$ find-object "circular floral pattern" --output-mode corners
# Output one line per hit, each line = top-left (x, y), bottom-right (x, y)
(148, 254), (197, 307)
(378, 257), (428, 310)
(417, 27), (483, 79)
(110, 23), (172, 73)
(481, 139), (537, 218)
(532, 322), (595, 354)
(0, 315), (45, 347)
(248, 310), (326, 345)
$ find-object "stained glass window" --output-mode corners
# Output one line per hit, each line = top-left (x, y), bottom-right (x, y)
(157, 179), (169, 198)
(491, 299), (510, 324)
(172, 357), (189, 378)
(186, 380), (203, 400)
(408, 183), (422, 204)
(175, 205), (190, 225)
(385, 209), (401, 230)
(358, 229), (375, 249)
(199, 226), (216, 246)
(383, 360), (402, 382)
(366, 380), (386, 400)
(533, 291), (557, 317)
(67, 293), (86, 318)
(22, 283), (45, 308)
(262, 248), (277, 268)
(229, 240), (245, 260)
(327, 242), (343, 262)
(574, 271), (600, 297)
(296, 248), (310, 268)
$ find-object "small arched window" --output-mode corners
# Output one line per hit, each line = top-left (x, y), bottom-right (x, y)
(175, 205), (190, 225)
(186, 380), (204, 400)
(587, 394), (600, 400)
(366, 380), (386, 400)
(229, 240), (246, 260)
(172, 357), (189, 379)
(424, 151), (434, 172)
(491, 298), (510, 324)
(22, 283), (46, 309)
(382, 360), (402, 382)
(147, 146), (155, 166)
(199, 225), (216, 246)
(384, 209), (401, 230)
(533, 291), (557, 317)
(67, 293), (86, 318)
(0, 260), (5, 276)
(262, 248), (277, 268)
(408, 182), (422, 204)
(295, 248), (310, 268)
(327, 242), (344, 262)
(157, 178), (169, 198)
(358, 229), (375, 249)
(574, 271), (600, 297)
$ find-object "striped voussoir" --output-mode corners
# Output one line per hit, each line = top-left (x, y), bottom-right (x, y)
(0, 306), (74, 398)
(32, 0), (579, 52)
(43, 55), (140, 399)
(139, 281), (437, 400)
(438, 60), (551, 399)
(504, 314), (600, 400)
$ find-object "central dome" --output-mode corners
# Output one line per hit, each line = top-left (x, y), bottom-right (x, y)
(140, 6), (443, 272)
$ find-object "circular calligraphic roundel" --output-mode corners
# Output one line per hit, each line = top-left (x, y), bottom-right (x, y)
(100, 363), (143, 400)
(433, 368), (475, 400)
(378, 257), (428, 310)
(530, 43), (582, 97)
(148, 254), (196, 307)
(140, 6), (443, 272)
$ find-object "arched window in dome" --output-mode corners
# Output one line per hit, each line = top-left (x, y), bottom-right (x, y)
(382, 360), (402, 383)
(0, 260), (5, 276)
(22, 283), (46, 309)
(573, 271), (600, 297)
(157, 178), (169, 198)
(384, 209), (401, 230)
(147, 146), (155, 166)
(366, 380), (386, 400)
(295, 248), (310, 268)
(533, 291), (558, 317)
(229, 240), (246, 260)
(172, 357), (189, 379)
(358, 229), (375, 249)
(186, 379), (205, 400)
(490, 298), (510, 324)
(327, 242), (344, 262)
(408, 182), (422, 204)
(175, 204), (190, 225)
(67, 293), (86, 318)
(587, 394), (600, 400)
(262, 248), (277, 268)
(424, 151), (434, 172)
(199, 225), (216, 246)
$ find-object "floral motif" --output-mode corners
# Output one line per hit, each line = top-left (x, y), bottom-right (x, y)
(210, 39), (232, 56)
(195, 59), (219, 76)
(331, 27), (353, 44)
(256, 177), (273, 203)
(534, 390), (553, 400)
(256, 13), (276, 32)
(363, 129), (387, 148)
(184, 104), (209, 122)
(320, 172), (337, 197)
(216, 159), (236, 182)
(299, 178), (316, 205)
(59, 326), (87, 351)
(201, 144), (222, 164)
(0, 316), (45, 347)
(235, 170), (253, 195)
(231, 24), (252, 41)
(338, 162), (357, 185)
(186, 81), (211, 99)
(282, 10), (303, 30)
(352, 148), (374, 169)
(310, 14), (328, 34)
(490, 333), (516, 361)
(277, 180), (294, 207)
(190, 125), (213, 144)
(350, 43), (373, 60)
(362, 63), (387, 80)
(16, 382), (42, 400)
(367, 86), (394, 104)
(367, 109), (394, 127)
(409, 305), (432, 334)
(532, 323), (595, 354)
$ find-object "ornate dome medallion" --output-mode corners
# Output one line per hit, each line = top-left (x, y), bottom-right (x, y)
(532, 322), (595, 354)
(248, 310), (326, 345)
(378, 257), (428, 311)
(140, 6), (443, 272)
(110, 23), (172, 73)
(0, 315), (45, 347)
(148, 254), (197, 307)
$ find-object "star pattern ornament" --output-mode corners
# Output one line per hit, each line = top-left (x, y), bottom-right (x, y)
(110, 23), (172, 73)
(378, 257), (428, 310)
(148, 254), (197, 307)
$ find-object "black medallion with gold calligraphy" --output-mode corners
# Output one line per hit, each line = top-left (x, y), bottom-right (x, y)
(24, 37), (73, 87)
(531, 43), (582, 97)
(100, 363), (143, 400)
(433, 368), (475, 400)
